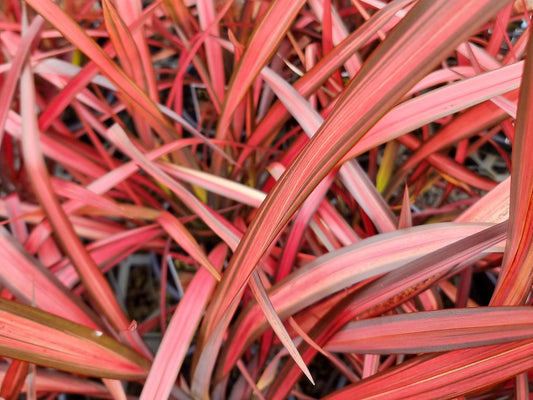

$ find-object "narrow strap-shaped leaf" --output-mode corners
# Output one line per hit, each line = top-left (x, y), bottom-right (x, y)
(0, 365), (108, 395)
(19, 50), (132, 334)
(398, 185), (412, 228)
(106, 124), (240, 249)
(197, 0), (226, 104)
(236, 0), (412, 165)
(386, 89), (518, 194)
(308, 0), (362, 75)
(24, 0), (178, 147)
(0, 226), (100, 329)
(260, 66), (397, 232)
(220, 222), (503, 375)
(0, 16), (44, 147)
(491, 23), (533, 305)
(326, 307), (533, 354)
(101, 0), (153, 147)
(344, 62), (521, 159)
(249, 271), (314, 384)
(0, 359), (29, 400)
(157, 211), (221, 281)
(102, 379), (127, 400)
(140, 245), (226, 400)
(456, 177), (510, 223)
(0, 299), (150, 380)
(324, 339), (533, 399)
(105, 122), (305, 386)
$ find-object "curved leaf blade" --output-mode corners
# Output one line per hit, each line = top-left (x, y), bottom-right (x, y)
(327, 307), (533, 354)
(491, 24), (533, 305)
(0, 299), (150, 380)
(325, 339), (533, 400)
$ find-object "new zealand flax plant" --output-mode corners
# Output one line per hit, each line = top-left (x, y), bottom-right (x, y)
(0, 0), (531, 398)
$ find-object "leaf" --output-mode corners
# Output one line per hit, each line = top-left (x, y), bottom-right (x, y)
(0, 299), (150, 380)
(56, 224), (162, 289)
(308, 0), (362, 75)
(101, 123), (305, 391)
(0, 359), (29, 400)
(249, 271), (314, 384)
(101, 0), (153, 146)
(344, 62), (521, 159)
(0, 226), (100, 329)
(325, 339), (533, 399)
(387, 90), (518, 191)
(0, 16), (45, 146)
(140, 245), (226, 399)
(376, 141), (400, 193)
(19, 45), (132, 334)
(158, 161), (266, 207)
(260, 66), (397, 232)
(197, 0), (226, 103)
(456, 177), (510, 223)
(490, 26), (533, 305)
(326, 307), (533, 354)
(0, 365), (108, 395)
(157, 211), (221, 281)
(105, 124), (240, 249)
(398, 185), (412, 228)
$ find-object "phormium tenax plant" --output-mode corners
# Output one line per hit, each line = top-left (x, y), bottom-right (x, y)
(0, 0), (531, 399)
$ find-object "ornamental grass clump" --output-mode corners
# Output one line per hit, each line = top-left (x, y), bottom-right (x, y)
(0, 0), (531, 398)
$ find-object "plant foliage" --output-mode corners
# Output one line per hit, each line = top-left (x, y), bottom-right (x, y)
(0, 0), (530, 398)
